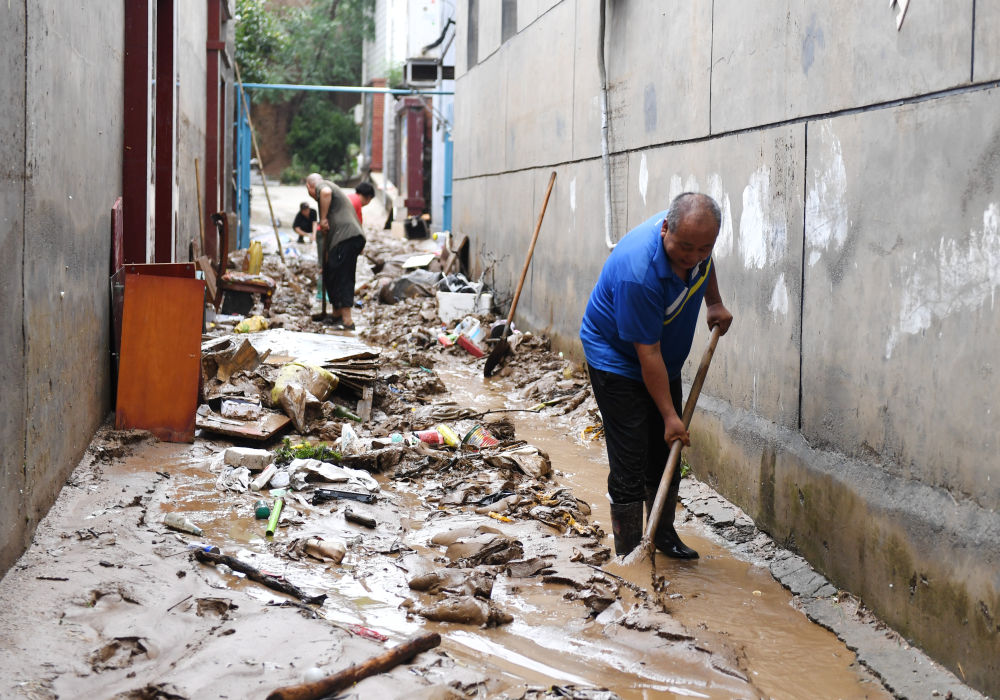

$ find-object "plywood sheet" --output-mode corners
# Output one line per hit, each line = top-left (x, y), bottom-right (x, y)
(115, 273), (204, 442)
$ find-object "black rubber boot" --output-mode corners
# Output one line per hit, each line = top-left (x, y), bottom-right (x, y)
(609, 501), (644, 557)
(645, 480), (699, 559)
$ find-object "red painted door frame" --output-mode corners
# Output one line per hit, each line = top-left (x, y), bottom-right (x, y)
(205, 0), (224, 261)
(154, 0), (175, 263)
(122, 0), (150, 264)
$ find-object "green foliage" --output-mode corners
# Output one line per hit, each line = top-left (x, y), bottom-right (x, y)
(273, 437), (341, 467)
(680, 457), (691, 478)
(386, 62), (405, 89)
(279, 154), (310, 185)
(286, 94), (359, 177)
(234, 0), (288, 85)
(279, 0), (375, 88)
(234, 0), (373, 177)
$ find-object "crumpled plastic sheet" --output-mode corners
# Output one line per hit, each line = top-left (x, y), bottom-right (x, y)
(284, 458), (380, 493)
(215, 466), (251, 492)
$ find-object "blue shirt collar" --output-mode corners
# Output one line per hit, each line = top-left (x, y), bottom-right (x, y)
(651, 218), (671, 279)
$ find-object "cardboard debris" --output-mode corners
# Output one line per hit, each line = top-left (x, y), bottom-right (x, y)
(195, 405), (291, 441)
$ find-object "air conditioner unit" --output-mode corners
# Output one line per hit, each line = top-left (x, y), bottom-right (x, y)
(405, 58), (441, 88)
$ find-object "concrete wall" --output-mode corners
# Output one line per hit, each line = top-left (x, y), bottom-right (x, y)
(0, 0), (29, 575)
(24, 0), (125, 540)
(0, 2), (220, 575)
(175, 5), (207, 261)
(453, 1), (1000, 694)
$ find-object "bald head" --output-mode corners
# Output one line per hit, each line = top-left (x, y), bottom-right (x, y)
(306, 172), (322, 198)
(665, 192), (721, 234)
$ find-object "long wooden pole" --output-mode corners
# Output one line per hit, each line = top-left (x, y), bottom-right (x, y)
(194, 157), (206, 255)
(234, 62), (285, 262)
(265, 632), (441, 700)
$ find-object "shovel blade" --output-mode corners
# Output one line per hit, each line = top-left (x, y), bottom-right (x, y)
(483, 338), (510, 377)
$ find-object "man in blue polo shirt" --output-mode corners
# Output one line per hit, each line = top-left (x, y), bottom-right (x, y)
(581, 192), (733, 558)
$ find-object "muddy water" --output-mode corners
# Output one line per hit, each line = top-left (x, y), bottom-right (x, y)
(154, 358), (891, 699)
(440, 363), (891, 700)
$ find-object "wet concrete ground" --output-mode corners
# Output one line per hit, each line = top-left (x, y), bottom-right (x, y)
(0, 351), (895, 699)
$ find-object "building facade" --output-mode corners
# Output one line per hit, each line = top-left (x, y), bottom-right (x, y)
(0, 0), (235, 573)
(452, 1), (1000, 695)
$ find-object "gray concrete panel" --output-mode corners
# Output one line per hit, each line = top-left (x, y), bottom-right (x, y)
(519, 163), (610, 347)
(504, 2), (575, 172)
(712, 1), (973, 133)
(176, 5), (207, 262)
(478, 0), (501, 64)
(515, 0), (538, 33)
(452, 176), (486, 277)
(605, 2), (712, 150)
(624, 127), (805, 428)
(482, 170), (536, 326)
(0, 1), (28, 573)
(690, 399), (1000, 699)
(974, 0), (1000, 81)
(801, 89), (1000, 508)
(571, 5), (602, 161)
(22, 0), (122, 533)
(453, 52), (508, 178)
(455, 0), (468, 77)
(452, 75), (472, 180)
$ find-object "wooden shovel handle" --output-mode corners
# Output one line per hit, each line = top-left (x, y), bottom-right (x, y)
(644, 324), (722, 542)
(266, 632), (441, 700)
(501, 171), (556, 341)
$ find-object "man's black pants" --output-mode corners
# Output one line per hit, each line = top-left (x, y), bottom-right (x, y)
(323, 235), (366, 308)
(588, 366), (683, 505)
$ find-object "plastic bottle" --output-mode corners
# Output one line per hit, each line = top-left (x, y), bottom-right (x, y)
(250, 464), (277, 492)
(435, 424), (461, 447)
(340, 423), (361, 455)
(163, 512), (203, 537)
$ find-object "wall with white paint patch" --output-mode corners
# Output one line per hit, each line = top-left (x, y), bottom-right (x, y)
(454, 3), (1000, 693)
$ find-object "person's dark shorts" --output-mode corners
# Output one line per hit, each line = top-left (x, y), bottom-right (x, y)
(323, 235), (366, 308)
(588, 366), (683, 504)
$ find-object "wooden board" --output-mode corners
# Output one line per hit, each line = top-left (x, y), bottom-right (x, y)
(196, 410), (291, 441)
(115, 273), (204, 442)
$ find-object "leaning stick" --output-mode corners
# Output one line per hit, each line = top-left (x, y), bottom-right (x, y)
(194, 157), (206, 254)
(233, 62), (285, 262)
(265, 632), (441, 700)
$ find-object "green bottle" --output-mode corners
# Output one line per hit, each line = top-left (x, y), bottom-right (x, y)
(254, 500), (271, 519)
(333, 404), (362, 422)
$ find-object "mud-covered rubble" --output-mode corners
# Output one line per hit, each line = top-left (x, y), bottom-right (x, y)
(4, 221), (946, 699)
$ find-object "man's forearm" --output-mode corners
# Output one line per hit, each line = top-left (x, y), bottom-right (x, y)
(635, 343), (679, 422)
(319, 190), (332, 222)
(704, 265), (723, 307)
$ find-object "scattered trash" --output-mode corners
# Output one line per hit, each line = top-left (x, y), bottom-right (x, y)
(343, 507), (376, 529)
(435, 424), (461, 447)
(266, 496), (284, 536)
(221, 398), (262, 420)
(311, 488), (377, 505)
(250, 464), (277, 492)
(235, 315), (269, 334)
(254, 500), (271, 519)
(163, 512), (203, 537)
(462, 425), (499, 450)
(302, 536), (346, 564)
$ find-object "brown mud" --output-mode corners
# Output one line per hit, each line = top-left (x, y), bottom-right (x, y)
(0, 184), (960, 700)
